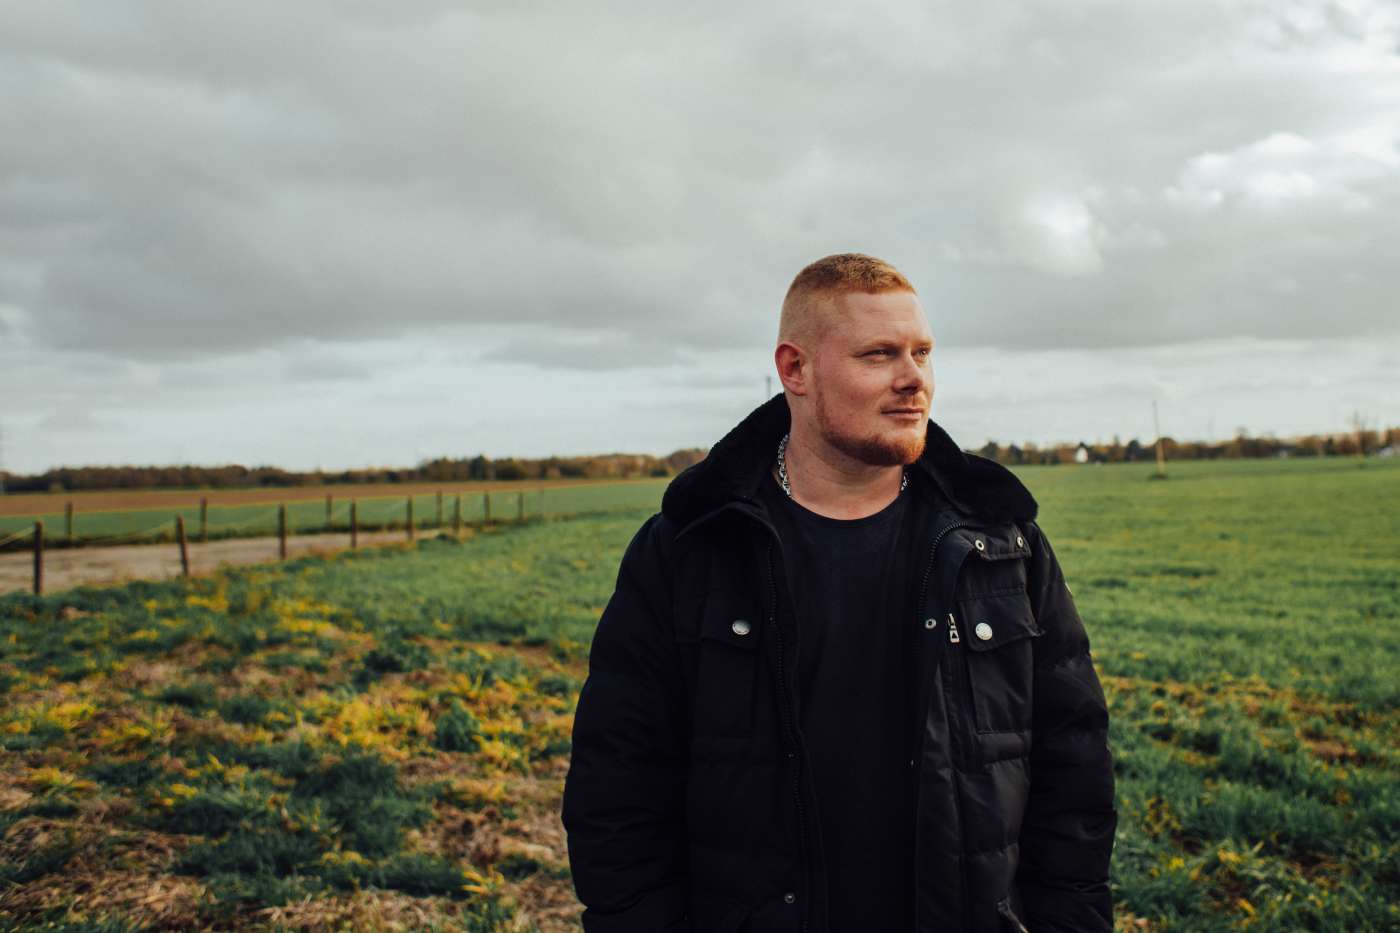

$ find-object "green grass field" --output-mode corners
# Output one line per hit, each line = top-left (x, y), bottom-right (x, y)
(0, 457), (1396, 930)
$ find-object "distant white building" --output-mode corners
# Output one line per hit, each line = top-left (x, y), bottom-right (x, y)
(1075, 443), (1091, 464)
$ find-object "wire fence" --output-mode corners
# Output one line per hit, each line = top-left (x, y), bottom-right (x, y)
(1, 480), (671, 596)
(0, 480), (669, 551)
(0, 526), (34, 549)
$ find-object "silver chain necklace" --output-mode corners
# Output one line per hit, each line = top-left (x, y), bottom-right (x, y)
(776, 432), (907, 498)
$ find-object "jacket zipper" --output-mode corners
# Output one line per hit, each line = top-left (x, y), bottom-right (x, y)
(944, 607), (979, 930)
(945, 610), (976, 729)
(911, 519), (975, 932)
(943, 607), (975, 754)
(764, 540), (811, 933)
(914, 520), (969, 618)
(912, 518), (970, 759)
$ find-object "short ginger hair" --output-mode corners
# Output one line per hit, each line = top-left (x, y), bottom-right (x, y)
(778, 252), (916, 346)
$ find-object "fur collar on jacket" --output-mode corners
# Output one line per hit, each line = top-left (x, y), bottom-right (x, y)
(661, 393), (1038, 529)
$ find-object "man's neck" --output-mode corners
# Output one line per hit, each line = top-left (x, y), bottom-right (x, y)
(778, 427), (904, 520)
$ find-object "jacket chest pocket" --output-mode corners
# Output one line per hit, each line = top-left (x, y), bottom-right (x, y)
(693, 587), (761, 737)
(957, 590), (1042, 735)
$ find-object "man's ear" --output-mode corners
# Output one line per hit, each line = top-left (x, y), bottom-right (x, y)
(774, 341), (809, 397)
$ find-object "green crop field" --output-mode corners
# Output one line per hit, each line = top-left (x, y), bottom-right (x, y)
(0, 457), (1396, 930)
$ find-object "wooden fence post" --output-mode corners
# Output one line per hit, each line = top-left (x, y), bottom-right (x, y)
(326, 494), (333, 531)
(351, 500), (358, 549)
(278, 505), (287, 559)
(200, 497), (208, 543)
(33, 521), (43, 596)
(65, 502), (74, 544)
(435, 491), (443, 528)
(176, 515), (190, 578)
(453, 494), (462, 534)
(406, 496), (414, 540)
(517, 491), (524, 522)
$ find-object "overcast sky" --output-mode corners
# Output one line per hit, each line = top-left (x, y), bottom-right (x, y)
(3, 1), (1398, 474)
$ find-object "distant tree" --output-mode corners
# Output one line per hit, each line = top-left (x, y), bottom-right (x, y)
(494, 458), (528, 480)
(666, 448), (706, 473)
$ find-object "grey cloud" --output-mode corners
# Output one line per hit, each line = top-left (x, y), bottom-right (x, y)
(1, 0), (1397, 371)
(285, 352), (372, 383)
(36, 408), (121, 433)
(478, 332), (691, 371)
(657, 370), (767, 391)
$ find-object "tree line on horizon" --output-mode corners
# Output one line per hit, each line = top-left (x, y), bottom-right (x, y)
(978, 426), (1400, 466)
(2, 426), (1396, 494)
(0, 449), (709, 495)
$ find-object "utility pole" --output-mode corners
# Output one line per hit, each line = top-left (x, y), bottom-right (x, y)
(0, 418), (6, 495)
(765, 375), (772, 400)
(1348, 409), (1368, 458)
(1152, 400), (1167, 479)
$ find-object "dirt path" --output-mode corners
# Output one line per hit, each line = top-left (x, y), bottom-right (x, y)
(0, 530), (443, 596)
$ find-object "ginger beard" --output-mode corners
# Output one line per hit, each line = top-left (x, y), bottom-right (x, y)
(811, 377), (928, 467)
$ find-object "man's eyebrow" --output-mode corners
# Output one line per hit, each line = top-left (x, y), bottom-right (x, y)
(858, 338), (935, 349)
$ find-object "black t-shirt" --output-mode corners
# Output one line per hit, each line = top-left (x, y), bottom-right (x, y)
(757, 469), (917, 932)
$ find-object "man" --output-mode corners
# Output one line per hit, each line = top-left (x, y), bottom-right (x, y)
(562, 253), (1116, 932)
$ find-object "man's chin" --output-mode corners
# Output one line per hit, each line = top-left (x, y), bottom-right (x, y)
(829, 429), (927, 467)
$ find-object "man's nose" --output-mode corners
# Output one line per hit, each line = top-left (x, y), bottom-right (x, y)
(894, 352), (930, 394)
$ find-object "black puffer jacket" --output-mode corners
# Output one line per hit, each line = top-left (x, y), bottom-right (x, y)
(563, 394), (1116, 932)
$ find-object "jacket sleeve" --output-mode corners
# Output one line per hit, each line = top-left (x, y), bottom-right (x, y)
(562, 513), (691, 933)
(1017, 519), (1117, 932)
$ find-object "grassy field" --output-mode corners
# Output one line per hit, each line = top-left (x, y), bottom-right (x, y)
(0, 480), (670, 548)
(0, 457), (1396, 930)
